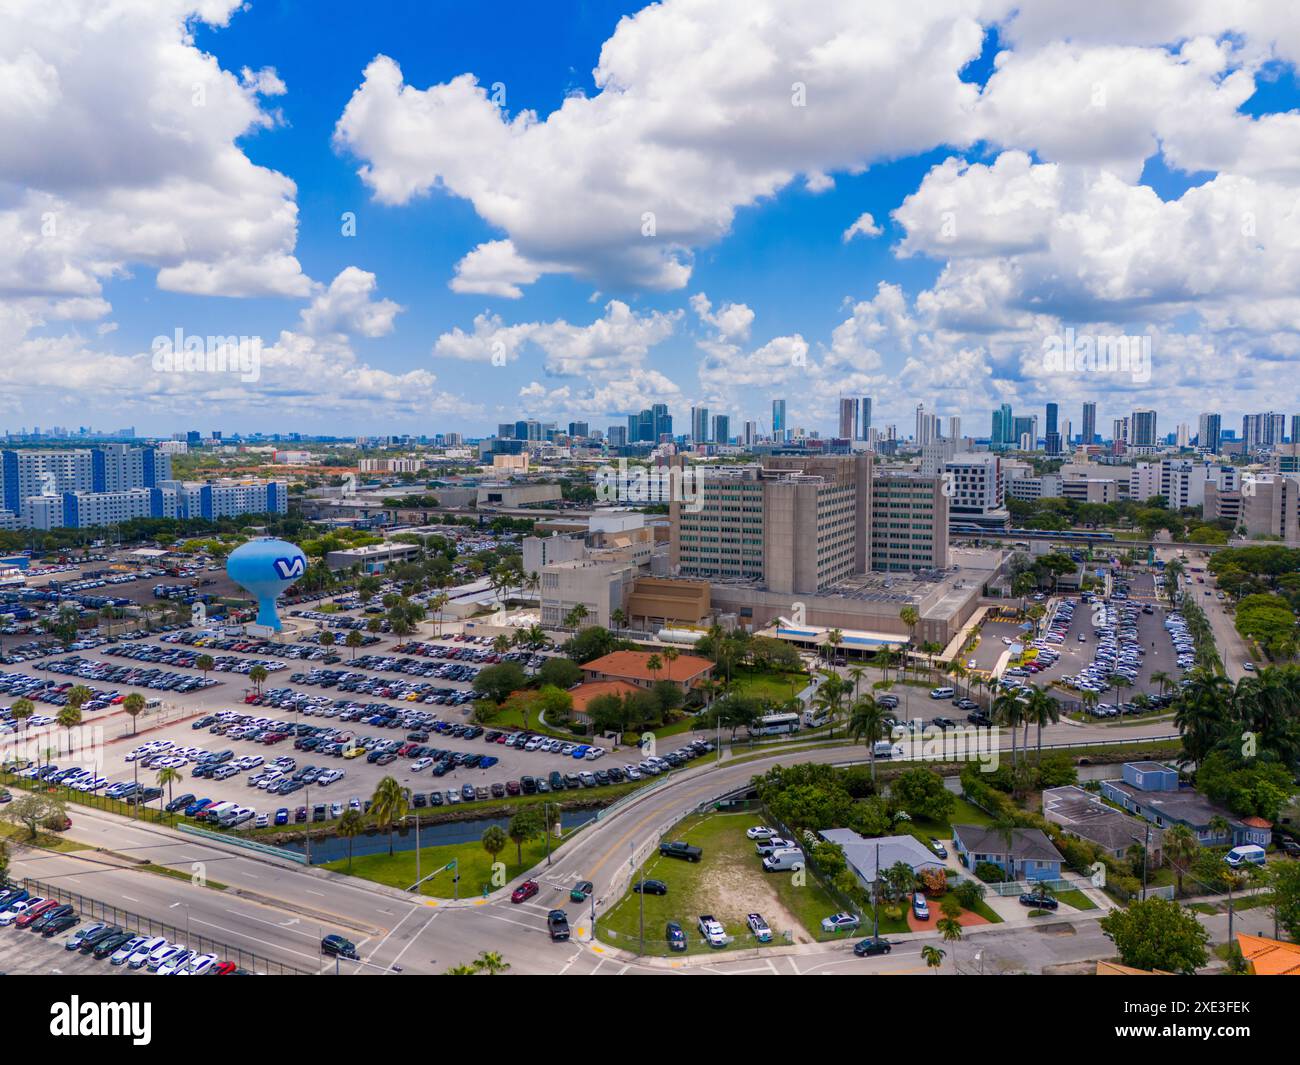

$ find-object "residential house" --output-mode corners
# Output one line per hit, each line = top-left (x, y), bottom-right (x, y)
(818, 829), (945, 887)
(581, 650), (715, 696)
(1043, 785), (1164, 863)
(951, 824), (1064, 881)
(1099, 762), (1270, 847)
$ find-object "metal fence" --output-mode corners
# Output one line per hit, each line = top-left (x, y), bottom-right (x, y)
(20, 876), (313, 975)
(175, 821), (307, 863)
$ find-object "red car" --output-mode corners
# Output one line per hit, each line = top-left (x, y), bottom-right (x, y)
(511, 880), (540, 904)
(214, 960), (238, 975)
(14, 899), (59, 928)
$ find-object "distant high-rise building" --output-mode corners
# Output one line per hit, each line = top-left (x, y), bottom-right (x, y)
(915, 403), (937, 446)
(651, 403), (672, 442)
(991, 403), (1014, 450)
(691, 406), (711, 443)
(567, 421), (589, 439)
(1081, 402), (1097, 446)
(1131, 408), (1158, 448)
(860, 397), (872, 441)
(607, 425), (628, 447)
(947, 416), (961, 440)
(743, 421), (758, 447)
(1198, 412), (1222, 452)
(497, 423), (514, 439)
(772, 399), (787, 438)
(838, 398), (859, 440)
(712, 414), (730, 444)
(1045, 402), (1061, 455)
(1176, 423), (1189, 448)
(1292, 414), (1300, 445)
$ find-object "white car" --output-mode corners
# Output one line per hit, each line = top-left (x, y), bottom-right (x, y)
(127, 937), (168, 969)
(156, 948), (194, 976)
(746, 826), (776, 840)
(0, 898), (45, 926)
(145, 943), (184, 971)
(110, 936), (148, 965)
(411, 757), (433, 772)
(177, 952), (218, 976)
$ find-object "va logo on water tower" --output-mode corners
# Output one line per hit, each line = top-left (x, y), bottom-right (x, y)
(274, 557), (306, 579)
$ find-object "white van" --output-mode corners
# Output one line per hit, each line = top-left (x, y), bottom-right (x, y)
(761, 848), (805, 872)
(144, 698), (162, 710)
(873, 740), (905, 760)
(1224, 844), (1266, 868)
(929, 687), (955, 699)
(205, 801), (239, 823)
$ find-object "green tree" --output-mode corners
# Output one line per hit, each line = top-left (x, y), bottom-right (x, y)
(1099, 897), (1210, 974)
(338, 808), (365, 873)
(472, 661), (528, 703)
(195, 653), (215, 681)
(345, 630), (363, 659)
(848, 694), (888, 781)
(122, 692), (145, 735)
(370, 776), (409, 857)
(481, 824), (508, 870)
(249, 664), (268, 695)
(507, 807), (543, 866)
(1162, 823), (1199, 898)
(921, 943), (945, 973)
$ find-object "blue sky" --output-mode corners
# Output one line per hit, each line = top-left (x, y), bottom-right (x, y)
(6, 1), (1300, 442)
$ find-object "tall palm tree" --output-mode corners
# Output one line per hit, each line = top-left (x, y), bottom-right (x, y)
(1023, 686), (1060, 764)
(1163, 823), (1198, 897)
(1172, 669), (1232, 766)
(156, 765), (184, 814)
(472, 950), (510, 975)
(370, 776), (409, 857)
(481, 825), (507, 870)
(645, 654), (662, 688)
(122, 692), (145, 735)
(345, 630), (363, 660)
(921, 944), (946, 973)
(564, 604), (589, 630)
(610, 607), (627, 634)
(848, 694), (888, 781)
(824, 628), (843, 665)
(9, 697), (34, 730)
(248, 664), (268, 695)
(848, 665), (869, 701)
(992, 691), (1026, 769)
(338, 809), (365, 873)
(899, 607), (919, 677)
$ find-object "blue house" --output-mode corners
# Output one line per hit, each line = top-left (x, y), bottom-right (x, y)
(951, 824), (1063, 881)
(1099, 761), (1269, 847)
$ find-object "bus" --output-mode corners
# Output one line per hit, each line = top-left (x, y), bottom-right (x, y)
(748, 712), (801, 737)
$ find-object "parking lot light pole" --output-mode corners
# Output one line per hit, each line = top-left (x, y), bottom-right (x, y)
(304, 784), (311, 865)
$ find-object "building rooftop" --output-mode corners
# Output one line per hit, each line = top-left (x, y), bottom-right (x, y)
(1042, 786), (1162, 853)
(1237, 934), (1300, 975)
(1106, 779), (1240, 830)
(582, 650), (714, 684)
(818, 829), (944, 882)
(953, 824), (1062, 863)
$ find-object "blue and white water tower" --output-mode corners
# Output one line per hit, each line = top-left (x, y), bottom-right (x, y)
(225, 537), (308, 632)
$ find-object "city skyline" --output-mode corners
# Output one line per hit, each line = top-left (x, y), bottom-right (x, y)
(7, 2), (1300, 438)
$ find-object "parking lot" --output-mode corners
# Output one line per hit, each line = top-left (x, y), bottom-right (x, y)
(1014, 590), (1182, 707)
(0, 926), (140, 976)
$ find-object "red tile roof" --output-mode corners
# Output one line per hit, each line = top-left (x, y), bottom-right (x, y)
(583, 650), (714, 684)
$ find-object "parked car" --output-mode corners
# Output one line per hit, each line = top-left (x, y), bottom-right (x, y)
(1018, 891), (1060, 910)
(853, 937), (893, 956)
(665, 920), (687, 952)
(633, 879), (668, 895)
(820, 912), (860, 933)
(911, 892), (930, 920)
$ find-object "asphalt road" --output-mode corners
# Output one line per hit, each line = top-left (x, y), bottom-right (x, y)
(3, 711), (1182, 976)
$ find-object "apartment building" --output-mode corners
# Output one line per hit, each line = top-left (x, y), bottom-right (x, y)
(1241, 474), (1300, 542)
(943, 453), (1010, 530)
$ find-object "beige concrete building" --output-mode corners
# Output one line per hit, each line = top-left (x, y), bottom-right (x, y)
(625, 576), (711, 629)
(869, 473), (948, 572)
(1240, 474), (1300, 541)
(538, 557), (639, 629)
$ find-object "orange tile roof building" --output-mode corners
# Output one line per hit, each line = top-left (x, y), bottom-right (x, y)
(1237, 933), (1300, 975)
(581, 650), (714, 694)
(568, 679), (640, 721)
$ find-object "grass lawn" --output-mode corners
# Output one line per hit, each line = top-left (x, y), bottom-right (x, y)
(0, 821), (91, 853)
(1054, 888), (1098, 911)
(728, 667), (810, 704)
(596, 811), (847, 955)
(903, 795), (994, 842)
(969, 896), (1004, 923)
(324, 832), (558, 898)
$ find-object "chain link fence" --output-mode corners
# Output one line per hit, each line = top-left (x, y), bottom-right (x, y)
(20, 876), (313, 975)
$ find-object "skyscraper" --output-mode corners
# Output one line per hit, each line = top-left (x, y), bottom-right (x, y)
(1292, 414), (1300, 445)
(772, 399), (787, 438)
(1130, 408), (1158, 448)
(1198, 412), (1221, 452)
(1045, 402), (1061, 455)
(838, 398), (859, 440)
(947, 416), (960, 440)
(651, 403), (672, 442)
(1081, 401), (1096, 446)
(991, 403), (1014, 450)
(712, 414), (730, 444)
(691, 406), (711, 443)
(860, 397), (872, 441)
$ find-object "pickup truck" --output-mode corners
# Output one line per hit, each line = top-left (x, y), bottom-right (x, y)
(697, 914), (727, 948)
(746, 913), (772, 942)
(659, 841), (702, 862)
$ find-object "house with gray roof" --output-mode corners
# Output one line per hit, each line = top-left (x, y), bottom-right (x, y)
(1043, 785), (1164, 863)
(818, 829), (945, 886)
(1099, 762), (1269, 847)
(951, 823), (1063, 881)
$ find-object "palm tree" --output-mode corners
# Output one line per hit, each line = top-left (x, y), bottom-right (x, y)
(848, 665), (869, 701)
(610, 607), (627, 634)
(66, 685), (92, 715)
(472, 950), (510, 975)
(430, 592), (449, 636)
(56, 703), (83, 733)
(921, 944), (946, 973)
(338, 809), (365, 873)
(156, 765), (184, 814)
(481, 824), (507, 870)
(345, 630), (363, 660)
(370, 776), (409, 857)
(9, 697), (34, 730)
(564, 604), (589, 630)
(1149, 670), (1172, 699)
(493, 634), (511, 654)
(848, 694), (888, 781)
(899, 607), (919, 677)
(195, 653), (215, 683)
(824, 628), (843, 665)
(1163, 823), (1198, 898)
(319, 631), (336, 651)
(645, 654), (663, 688)
(249, 664), (268, 695)
(992, 691), (1026, 769)
(122, 692), (145, 735)
(1023, 686), (1060, 764)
